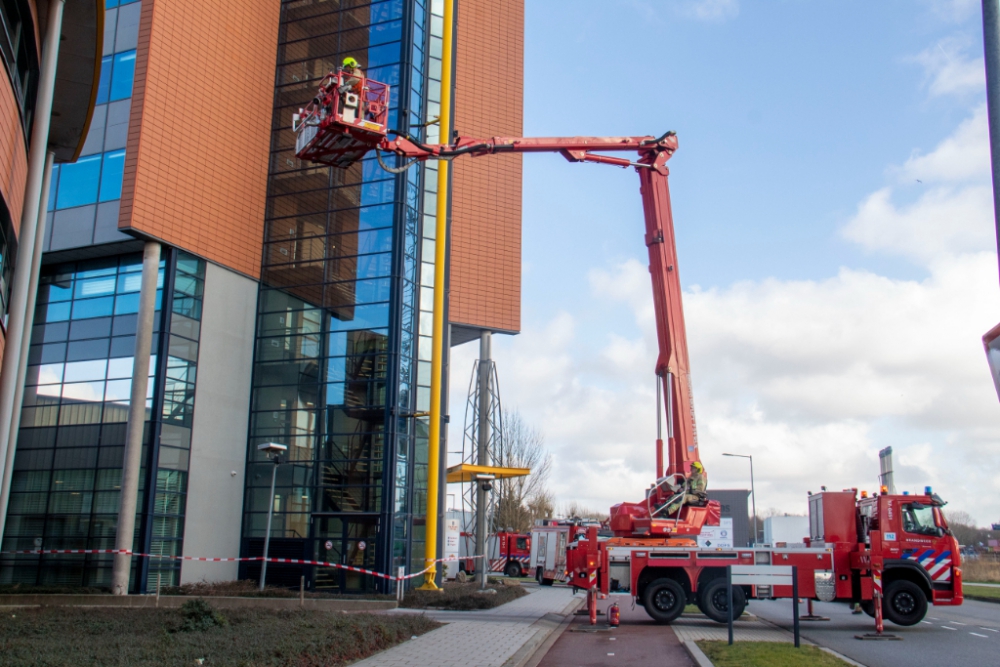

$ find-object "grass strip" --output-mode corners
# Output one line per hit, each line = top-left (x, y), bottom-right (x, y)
(697, 641), (852, 667)
(965, 584), (1000, 603)
(0, 604), (439, 666)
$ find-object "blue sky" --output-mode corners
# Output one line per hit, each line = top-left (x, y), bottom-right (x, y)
(522, 0), (980, 295)
(448, 0), (1000, 526)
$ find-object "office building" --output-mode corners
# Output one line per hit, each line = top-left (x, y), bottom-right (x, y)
(0, 0), (523, 593)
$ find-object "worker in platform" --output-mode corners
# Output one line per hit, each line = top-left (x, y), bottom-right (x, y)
(340, 56), (365, 93)
(666, 461), (708, 516)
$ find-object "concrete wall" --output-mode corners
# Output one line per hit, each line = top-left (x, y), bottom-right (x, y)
(180, 261), (258, 583)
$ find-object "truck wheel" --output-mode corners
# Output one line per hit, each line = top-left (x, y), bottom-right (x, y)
(642, 578), (686, 624)
(505, 562), (522, 578)
(541, 577), (555, 586)
(699, 579), (747, 624)
(883, 580), (927, 626)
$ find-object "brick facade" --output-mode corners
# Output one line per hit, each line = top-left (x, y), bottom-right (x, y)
(119, 0), (280, 279)
(450, 0), (523, 333)
(0, 75), (28, 238)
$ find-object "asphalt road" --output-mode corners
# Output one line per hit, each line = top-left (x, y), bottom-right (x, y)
(749, 597), (1000, 667)
(536, 598), (694, 667)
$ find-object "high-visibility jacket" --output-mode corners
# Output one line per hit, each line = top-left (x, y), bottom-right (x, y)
(689, 471), (707, 494)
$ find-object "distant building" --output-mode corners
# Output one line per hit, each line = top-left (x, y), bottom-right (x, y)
(707, 489), (751, 547)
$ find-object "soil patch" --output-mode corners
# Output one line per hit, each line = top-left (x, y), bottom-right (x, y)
(401, 580), (528, 611)
(0, 604), (439, 666)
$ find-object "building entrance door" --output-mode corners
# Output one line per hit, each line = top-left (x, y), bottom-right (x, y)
(313, 515), (379, 593)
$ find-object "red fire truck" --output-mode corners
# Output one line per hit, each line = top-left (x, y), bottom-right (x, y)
(293, 70), (963, 629)
(567, 487), (962, 626)
(458, 531), (531, 578)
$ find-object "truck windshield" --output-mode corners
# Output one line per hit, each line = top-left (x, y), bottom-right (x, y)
(902, 504), (939, 536)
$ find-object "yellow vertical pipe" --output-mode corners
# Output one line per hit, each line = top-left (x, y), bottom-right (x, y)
(419, 0), (454, 590)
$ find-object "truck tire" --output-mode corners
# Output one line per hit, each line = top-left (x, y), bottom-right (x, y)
(883, 580), (927, 626)
(642, 578), (686, 624)
(505, 561), (522, 578)
(541, 577), (555, 586)
(698, 578), (747, 624)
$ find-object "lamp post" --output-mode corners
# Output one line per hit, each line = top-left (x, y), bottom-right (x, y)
(258, 442), (288, 591)
(723, 453), (757, 546)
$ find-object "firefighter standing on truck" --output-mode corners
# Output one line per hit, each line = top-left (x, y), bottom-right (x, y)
(666, 461), (708, 516)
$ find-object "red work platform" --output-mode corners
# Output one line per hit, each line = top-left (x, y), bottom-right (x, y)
(294, 70), (390, 169)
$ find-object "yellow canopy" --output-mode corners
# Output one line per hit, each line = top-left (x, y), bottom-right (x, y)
(445, 463), (530, 484)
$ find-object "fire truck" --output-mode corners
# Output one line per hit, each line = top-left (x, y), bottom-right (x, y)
(293, 68), (963, 629)
(457, 530), (531, 578)
(529, 520), (589, 586)
(567, 487), (963, 626)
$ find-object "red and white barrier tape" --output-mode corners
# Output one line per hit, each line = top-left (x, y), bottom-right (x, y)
(0, 549), (486, 582)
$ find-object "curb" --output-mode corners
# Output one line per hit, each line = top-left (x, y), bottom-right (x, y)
(683, 638), (867, 667)
(505, 596), (584, 667)
(683, 640), (715, 667)
(964, 595), (1000, 605)
(0, 594), (396, 611)
(818, 646), (869, 667)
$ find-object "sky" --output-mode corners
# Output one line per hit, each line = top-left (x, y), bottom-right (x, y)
(447, 0), (1000, 527)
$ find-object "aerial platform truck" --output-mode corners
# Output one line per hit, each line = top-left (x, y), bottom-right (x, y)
(294, 69), (964, 630)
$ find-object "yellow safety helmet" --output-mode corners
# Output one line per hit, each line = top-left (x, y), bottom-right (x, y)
(691, 462), (704, 473)
(342, 57), (359, 69)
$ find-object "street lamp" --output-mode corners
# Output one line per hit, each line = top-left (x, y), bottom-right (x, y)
(258, 442), (288, 591)
(723, 453), (757, 547)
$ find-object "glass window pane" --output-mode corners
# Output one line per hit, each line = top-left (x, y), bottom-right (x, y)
(48, 165), (60, 210)
(106, 357), (134, 379)
(104, 379), (131, 403)
(99, 150), (126, 202)
(328, 303), (390, 332)
(56, 154), (101, 209)
(110, 51), (136, 101)
(76, 276), (116, 299)
(96, 57), (112, 104)
(72, 297), (114, 320)
(368, 41), (400, 68)
(63, 359), (107, 383)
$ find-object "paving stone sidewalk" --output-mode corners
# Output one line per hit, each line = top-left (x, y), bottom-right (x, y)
(352, 586), (580, 667)
(671, 614), (792, 643)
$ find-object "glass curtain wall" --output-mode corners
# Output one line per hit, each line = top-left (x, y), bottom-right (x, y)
(244, 0), (428, 593)
(0, 251), (206, 591)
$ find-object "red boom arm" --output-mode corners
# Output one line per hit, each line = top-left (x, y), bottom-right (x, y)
(378, 132), (699, 478)
(294, 74), (712, 535)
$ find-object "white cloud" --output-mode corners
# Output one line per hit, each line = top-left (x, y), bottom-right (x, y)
(895, 105), (990, 184)
(912, 36), (985, 97)
(450, 105), (1000, 527)
(844, 106), (993, 264)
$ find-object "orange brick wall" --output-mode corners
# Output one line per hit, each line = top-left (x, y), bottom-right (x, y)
(119, 0), (280, 279)
(0, 75), (28, 238)
(450, 0), (523, 333)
